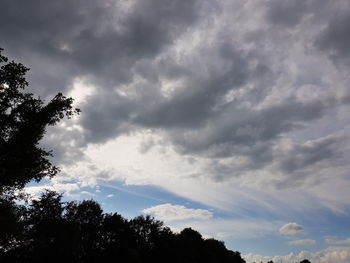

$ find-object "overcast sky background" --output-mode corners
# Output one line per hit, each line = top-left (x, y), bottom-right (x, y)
(1, 0), (350, 262)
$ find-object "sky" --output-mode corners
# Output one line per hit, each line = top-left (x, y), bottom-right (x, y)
(1, 0), (350, 262)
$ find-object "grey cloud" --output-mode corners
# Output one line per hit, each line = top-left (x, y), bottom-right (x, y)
(264, 0), (330, 28)
(0, 0), (111, 96)
(80, 40), (253, 144)
(166, 96), (340, 183)
(316, 7), (350, 66)
(167, 96), (328, 157)
(79, 25), (346, 181)
(271, 132), (350, 189)
(136, 44), (250, 129)
(278, 136), (343, 174)
(265, 0), (308, 27)
(1, 0), (350, 191)
(40, 124), (87, 167)
(1, 0), (204, 144)
(0, 0), (201, 97)
(80, 91), (139, 143)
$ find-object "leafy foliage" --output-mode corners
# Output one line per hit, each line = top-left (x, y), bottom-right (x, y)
(0, 191), (247, 263)
(0, 48), (80, 192)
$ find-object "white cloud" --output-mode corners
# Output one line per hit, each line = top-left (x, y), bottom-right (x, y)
(25, 182), (80, 197)
(244, 247), (350, 263)
(325, 238), (350, 245)
(279, 223), (304, 235)
(143, 203), (213, 221)
(80, 191), (94, 197)
(68, 77), (95, 105)
(288, 239), (316, 246)
(166, 218), (279, 240)
(106, 194), (114, 198)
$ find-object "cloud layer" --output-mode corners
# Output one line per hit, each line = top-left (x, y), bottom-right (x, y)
(1, 0), (350, 256)
(1, 0), (349, 190)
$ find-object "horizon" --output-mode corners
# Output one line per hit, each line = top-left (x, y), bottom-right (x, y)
(1, 0), (350, 262)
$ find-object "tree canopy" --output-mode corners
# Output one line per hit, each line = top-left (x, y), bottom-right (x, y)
(0, 190), (247, 263)
(0, 48), (80, 193)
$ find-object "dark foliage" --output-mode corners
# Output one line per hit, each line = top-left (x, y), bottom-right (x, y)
(0, 48), (80, 193)
(0, 190), (246, 263)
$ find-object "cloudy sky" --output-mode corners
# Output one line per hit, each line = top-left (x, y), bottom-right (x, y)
(2, 0), (350, 262)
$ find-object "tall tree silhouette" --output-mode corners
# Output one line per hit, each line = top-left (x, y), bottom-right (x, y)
(0, 48), (80, 193)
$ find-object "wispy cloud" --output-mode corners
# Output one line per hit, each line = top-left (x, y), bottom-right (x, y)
(325, 237), (350, 245)
(279, 223), (304, 236)
(288, 239), (316, 246)
(143, 203), (213, 221)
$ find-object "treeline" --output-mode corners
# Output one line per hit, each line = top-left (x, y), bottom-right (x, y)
(0, 190), (245, 263)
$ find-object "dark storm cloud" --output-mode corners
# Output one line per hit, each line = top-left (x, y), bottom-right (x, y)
(265, 0), (308, 27)
(264, 0), (350, 69)
(0, 0), (201, 96)
(316, 7), (350, 66)
(0, 0), (205, 141)
(1, 0), (350, 189)
(165, 94), (331, 159)
(0, 0), (110, 96)
(264, 0), (330, 28)
(136, 44), (250, 129)
(79, 39), (251, 143)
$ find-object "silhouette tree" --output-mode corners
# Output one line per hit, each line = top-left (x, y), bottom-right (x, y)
(65, 199), (104, 261)
(0, 48), (80, 193)
(300, 260), (311, 263)
(0, 195), (26, 252)
(23, 190), (67, 262)
(100, 212), (136, 262)
(0, 190), (247, 263)
(177, 227), (204, 262)
(129, 215), (168, 262)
